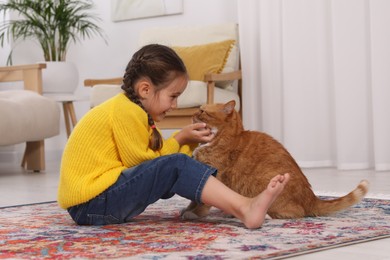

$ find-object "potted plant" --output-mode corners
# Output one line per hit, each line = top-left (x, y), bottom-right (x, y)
(0, 0), (106, 94)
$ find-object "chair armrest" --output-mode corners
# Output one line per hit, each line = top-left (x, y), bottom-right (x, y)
(84, 77), (123, 87)
(204, 70), (242, 82)
(0, 63), (46, 94)
(203, 70), (242, 104)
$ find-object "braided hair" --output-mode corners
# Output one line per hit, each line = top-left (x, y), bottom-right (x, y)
(121, 44), (187, 151)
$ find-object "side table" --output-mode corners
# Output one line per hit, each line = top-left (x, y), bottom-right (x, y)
(44, 94), (89, 138)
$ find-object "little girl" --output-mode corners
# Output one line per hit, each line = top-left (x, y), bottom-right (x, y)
(57, 44), (290, 229)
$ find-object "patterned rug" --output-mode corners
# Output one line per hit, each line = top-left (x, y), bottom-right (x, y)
(0, 196), (389, 259)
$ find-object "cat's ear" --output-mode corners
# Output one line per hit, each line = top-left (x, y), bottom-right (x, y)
(223, 100), (236, 114)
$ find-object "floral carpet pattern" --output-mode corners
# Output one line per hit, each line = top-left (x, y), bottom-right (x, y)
(0, 196), (389, 259)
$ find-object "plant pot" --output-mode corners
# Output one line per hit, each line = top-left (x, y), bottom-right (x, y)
(41, 61), (79, 94)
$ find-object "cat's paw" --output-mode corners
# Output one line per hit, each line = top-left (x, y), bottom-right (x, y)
(181, 210), (202, 220)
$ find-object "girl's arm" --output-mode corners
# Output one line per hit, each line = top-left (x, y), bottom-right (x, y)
(174, 123), (214, 146)
(161, 123), (214, 156)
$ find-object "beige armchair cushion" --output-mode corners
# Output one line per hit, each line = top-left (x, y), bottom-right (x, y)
(178, 81), (240, 110)
(90, 84), (124, 108)
(0, 90), (60, 146)
(89, 81), (240, 111)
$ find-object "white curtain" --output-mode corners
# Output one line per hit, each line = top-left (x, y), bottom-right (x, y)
(237, 0), (390, 171)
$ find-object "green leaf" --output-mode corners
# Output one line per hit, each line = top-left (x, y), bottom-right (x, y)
(0, 0), (106, 63)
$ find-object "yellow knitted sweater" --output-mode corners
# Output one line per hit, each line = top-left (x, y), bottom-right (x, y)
(58, 93), (195, 209)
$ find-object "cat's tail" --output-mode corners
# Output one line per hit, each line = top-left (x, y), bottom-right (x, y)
(312, 180), (369, 216)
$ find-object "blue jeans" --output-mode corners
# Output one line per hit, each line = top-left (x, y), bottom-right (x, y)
(67, 154), (217, 225)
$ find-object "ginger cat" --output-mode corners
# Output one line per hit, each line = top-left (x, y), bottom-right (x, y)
(181, 100), (369, 220)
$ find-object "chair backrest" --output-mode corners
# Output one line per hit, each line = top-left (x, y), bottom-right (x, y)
(139, 23), (239, 79)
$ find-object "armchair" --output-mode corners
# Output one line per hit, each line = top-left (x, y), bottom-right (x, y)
(85, 23), (242, 129)
(0, 64), (60, 171)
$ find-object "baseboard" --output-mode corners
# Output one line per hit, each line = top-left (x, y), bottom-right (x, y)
(0, 150), (21, 163)
(297, 160), (334, 168)
(0, 149), (63, 164)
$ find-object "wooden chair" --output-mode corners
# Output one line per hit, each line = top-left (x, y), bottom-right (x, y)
(0, 64), (60, 171)
(84, 70), (242, 129)
(84, 23), (242, 129)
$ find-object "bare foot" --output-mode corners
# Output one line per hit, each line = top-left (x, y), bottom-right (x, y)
(241, 173), (290, 229)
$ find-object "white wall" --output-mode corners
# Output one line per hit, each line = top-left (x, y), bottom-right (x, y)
(0, 0), (238, 163)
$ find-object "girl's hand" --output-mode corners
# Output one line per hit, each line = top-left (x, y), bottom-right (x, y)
(174, 123), (215, 146)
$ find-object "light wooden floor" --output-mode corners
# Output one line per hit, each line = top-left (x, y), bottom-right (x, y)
(0, 161), (389, 259)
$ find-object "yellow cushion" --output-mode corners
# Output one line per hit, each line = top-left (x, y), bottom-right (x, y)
(172, 40), (235, 81)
